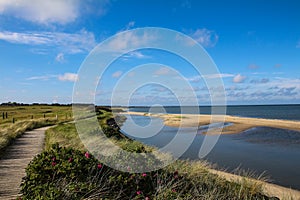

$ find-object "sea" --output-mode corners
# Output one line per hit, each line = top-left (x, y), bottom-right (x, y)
(128, 104), (300, 121)
(120, 104), (300, 190)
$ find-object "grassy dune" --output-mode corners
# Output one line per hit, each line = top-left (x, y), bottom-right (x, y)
(36, 108), (281, 200)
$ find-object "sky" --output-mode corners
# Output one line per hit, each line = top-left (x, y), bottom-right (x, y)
(0, 0), (299, 105)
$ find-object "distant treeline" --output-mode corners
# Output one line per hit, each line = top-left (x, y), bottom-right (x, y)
(0, 102), (72, 106)
(0, 102), (122, 112)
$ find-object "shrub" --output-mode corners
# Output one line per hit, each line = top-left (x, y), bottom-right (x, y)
(21, 144), (106, 199)
(20, 144), (183, 199)
(21, 144), (278, 200)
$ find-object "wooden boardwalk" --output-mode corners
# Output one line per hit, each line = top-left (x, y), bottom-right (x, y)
(0, 127), (50, 199)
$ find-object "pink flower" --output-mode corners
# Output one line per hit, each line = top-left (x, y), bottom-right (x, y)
(84, 152), (90, 159)
(127, 166), (131, 171)
(52, 157), (56, 161)
(68, 157), (73, 163)
(145, 197), (150, 200)
(51, 162), (56, 166)
(142, 173), (147, 177)
(136, 191), (142, 195)
(174, 171), (179, 179)
(172, 189), (176, 193)
(97, 163), (102, 169)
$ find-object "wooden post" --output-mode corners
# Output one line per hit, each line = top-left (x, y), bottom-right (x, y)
(12, 118), (15, 123)
(44, 114), (45, 118)
(2, 112), (4, 119)
(5, 112), (8, 119)
(31, 115), (33, 119)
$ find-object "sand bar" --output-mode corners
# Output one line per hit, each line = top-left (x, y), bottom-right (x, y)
(124, 111), (300, 134)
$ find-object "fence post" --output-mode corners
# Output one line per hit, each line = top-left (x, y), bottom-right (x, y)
(12, 118), (15, 123)
(2, 112), (4, 119)
(44, 114), (45, 118)
(31, 115), (34, 119)
(5, 112), (8, 119)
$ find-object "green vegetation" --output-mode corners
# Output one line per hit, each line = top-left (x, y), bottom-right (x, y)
(0, 105), (72, 127)
(0, 105), (72, 152)
(44, 123), (84, 150)
(21, 107), (278, 199)
(22, 144), (274, 200)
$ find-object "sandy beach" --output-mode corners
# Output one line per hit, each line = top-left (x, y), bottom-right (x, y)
(124, 111), (300, 134)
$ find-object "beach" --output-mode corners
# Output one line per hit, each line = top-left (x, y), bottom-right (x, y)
(125, 111), (300, 134)
(122, 111), (300, 199)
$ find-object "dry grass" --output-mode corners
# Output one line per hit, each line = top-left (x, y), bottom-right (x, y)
(0, 105), (72, 128)
(0, 118), (58, 152)
(0, 105), (73, 152)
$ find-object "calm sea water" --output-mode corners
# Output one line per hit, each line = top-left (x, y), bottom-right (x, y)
(121, 105), (300, 190)
(129, 104), (300, 121)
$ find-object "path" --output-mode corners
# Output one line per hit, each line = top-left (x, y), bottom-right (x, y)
(0, 127), (51, 199)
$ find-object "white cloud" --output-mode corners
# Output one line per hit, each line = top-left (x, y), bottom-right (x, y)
(204, 73), (234, 79)
(154, 67), (173, 76)
(105, 31), (156, 53)
(55, 53), (64, 62)
(125, 21), (135, 30)
(233, 74), (247, 83)
(0, 0), (80, 24)
(58, 73), (78, 82)
(188, 73), (234, 83)
(26, 75), (57, 81)
(112, 71), (122, 78)
(226, 77), (300, 103)
(0, 30), (96, 54)
(189, 28), (219, 47)
(122, 51), (149, 59)
(0, 0), (109, 25)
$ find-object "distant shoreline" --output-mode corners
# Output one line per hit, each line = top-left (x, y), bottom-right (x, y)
(124, 111), (300, 134)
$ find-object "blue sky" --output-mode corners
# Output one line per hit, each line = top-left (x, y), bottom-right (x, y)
(0, 0), (299, 105)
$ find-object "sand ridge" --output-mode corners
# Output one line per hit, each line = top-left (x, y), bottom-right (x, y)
(125, 111), (300, 134)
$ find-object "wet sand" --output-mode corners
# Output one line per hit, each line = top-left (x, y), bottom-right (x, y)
(125, 111), (300, 134)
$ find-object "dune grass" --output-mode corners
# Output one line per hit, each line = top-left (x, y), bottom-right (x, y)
(0, 105), (73, 152)
(0, 105), (72, 128)
(38, 107), (278, 200)
(0, 118), (59, 152)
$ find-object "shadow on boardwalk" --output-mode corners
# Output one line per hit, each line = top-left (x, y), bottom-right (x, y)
(0, 127), (51, 200)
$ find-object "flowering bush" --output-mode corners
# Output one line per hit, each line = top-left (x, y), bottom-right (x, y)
(20, 143), (107, 199)
(20, 144), (277, 199)
(20, 144), (184, 199)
